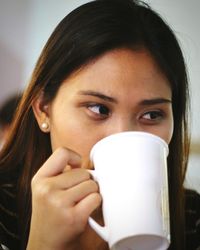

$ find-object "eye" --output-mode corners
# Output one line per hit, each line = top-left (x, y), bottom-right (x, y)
(87, 103), (110, 118)
(140, 110), (164, 122)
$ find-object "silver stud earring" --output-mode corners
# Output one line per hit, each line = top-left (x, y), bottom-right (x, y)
(41, 122), (49, 130)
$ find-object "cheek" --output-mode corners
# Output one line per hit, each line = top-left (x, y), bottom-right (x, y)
(49, 116), (100, 163)
(165, 114), (174, 144)
(164, 126), (173, 144)
(157, 119), (174, 145)
(145, 116), (174, 145)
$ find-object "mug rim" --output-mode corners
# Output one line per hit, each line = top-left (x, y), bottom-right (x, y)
(90, 131), (169, 161)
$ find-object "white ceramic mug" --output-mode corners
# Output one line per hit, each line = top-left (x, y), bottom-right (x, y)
(89, 131), (170, 250)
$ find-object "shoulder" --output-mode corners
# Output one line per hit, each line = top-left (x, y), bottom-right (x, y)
(185, 189), (200, 250)
(0, 182), (20, 250)
(185, 189), (200, 219)
(185, 188), (200, 203)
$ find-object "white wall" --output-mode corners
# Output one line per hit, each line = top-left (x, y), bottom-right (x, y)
(147, 0), (200, 139)
(0, 0), (32, 103)
(24, 0), (89, 85)
(0, 0), (199, 192)
(146, 0), (200, 193)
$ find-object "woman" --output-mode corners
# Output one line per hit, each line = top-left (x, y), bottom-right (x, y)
(0, 0), (190, 249)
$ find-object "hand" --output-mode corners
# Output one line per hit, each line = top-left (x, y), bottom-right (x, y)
(26, 147), (101, 250)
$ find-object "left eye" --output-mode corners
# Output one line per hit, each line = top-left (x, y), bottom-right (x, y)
(141, 111), (164, 120)
(88, 104), (110, 117)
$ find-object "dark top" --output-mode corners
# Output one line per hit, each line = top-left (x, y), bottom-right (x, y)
(185, 189), (200, 250)
(0, 182), (20, 250)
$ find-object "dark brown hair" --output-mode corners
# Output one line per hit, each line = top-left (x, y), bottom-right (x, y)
(0, 0), (190, 249)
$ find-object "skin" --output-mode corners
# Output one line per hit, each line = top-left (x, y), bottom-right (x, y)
(29, 48), (173, 250)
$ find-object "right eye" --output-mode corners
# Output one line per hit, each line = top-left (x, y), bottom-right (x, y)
(87, 103), (110, 119)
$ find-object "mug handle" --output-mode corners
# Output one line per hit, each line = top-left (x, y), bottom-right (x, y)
(87, 169), (109, 242)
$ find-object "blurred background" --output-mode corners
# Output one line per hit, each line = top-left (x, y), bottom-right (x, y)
(0, 0), (199, 192)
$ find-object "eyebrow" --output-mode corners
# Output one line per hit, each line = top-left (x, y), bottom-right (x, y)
(78, 90), (117, 103)
(78, 90), (171, 105)
(139, 98), (172, 106)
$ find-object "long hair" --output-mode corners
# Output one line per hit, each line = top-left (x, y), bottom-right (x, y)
(0, 0), (190, 249)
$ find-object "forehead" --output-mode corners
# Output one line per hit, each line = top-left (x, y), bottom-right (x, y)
(57, 48), (171, 101)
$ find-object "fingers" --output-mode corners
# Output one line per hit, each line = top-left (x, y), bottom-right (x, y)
(62, 179), (99, 206)
(31, 147), (100, 210)
(35, 147), (81, 178)
(30, 147), (102, 241)
(75, 193), (102, 222)
(51, 168), (90, 190)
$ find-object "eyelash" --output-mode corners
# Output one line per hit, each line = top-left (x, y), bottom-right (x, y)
(85, 103), (165, 123)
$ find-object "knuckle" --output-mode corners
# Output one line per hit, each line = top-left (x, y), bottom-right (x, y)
(77, 168), (90, 179)
(51, 198), (63, 211)
(63, 208), (77, 226)
(54, 147), (69, 160)
(32, 178), (53, 200)
(87, 179), (99, 191)
(55, 146), (66, 154)
(95, 193), (102, 205)
(91, 193), (102, 211)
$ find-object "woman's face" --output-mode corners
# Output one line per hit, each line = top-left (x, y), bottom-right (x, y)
(45, 48), (173, 168)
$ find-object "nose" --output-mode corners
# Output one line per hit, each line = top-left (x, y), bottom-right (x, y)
(104, 117), (140, 137)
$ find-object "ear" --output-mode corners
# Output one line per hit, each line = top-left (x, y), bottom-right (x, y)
(32, 93), (50, 133)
